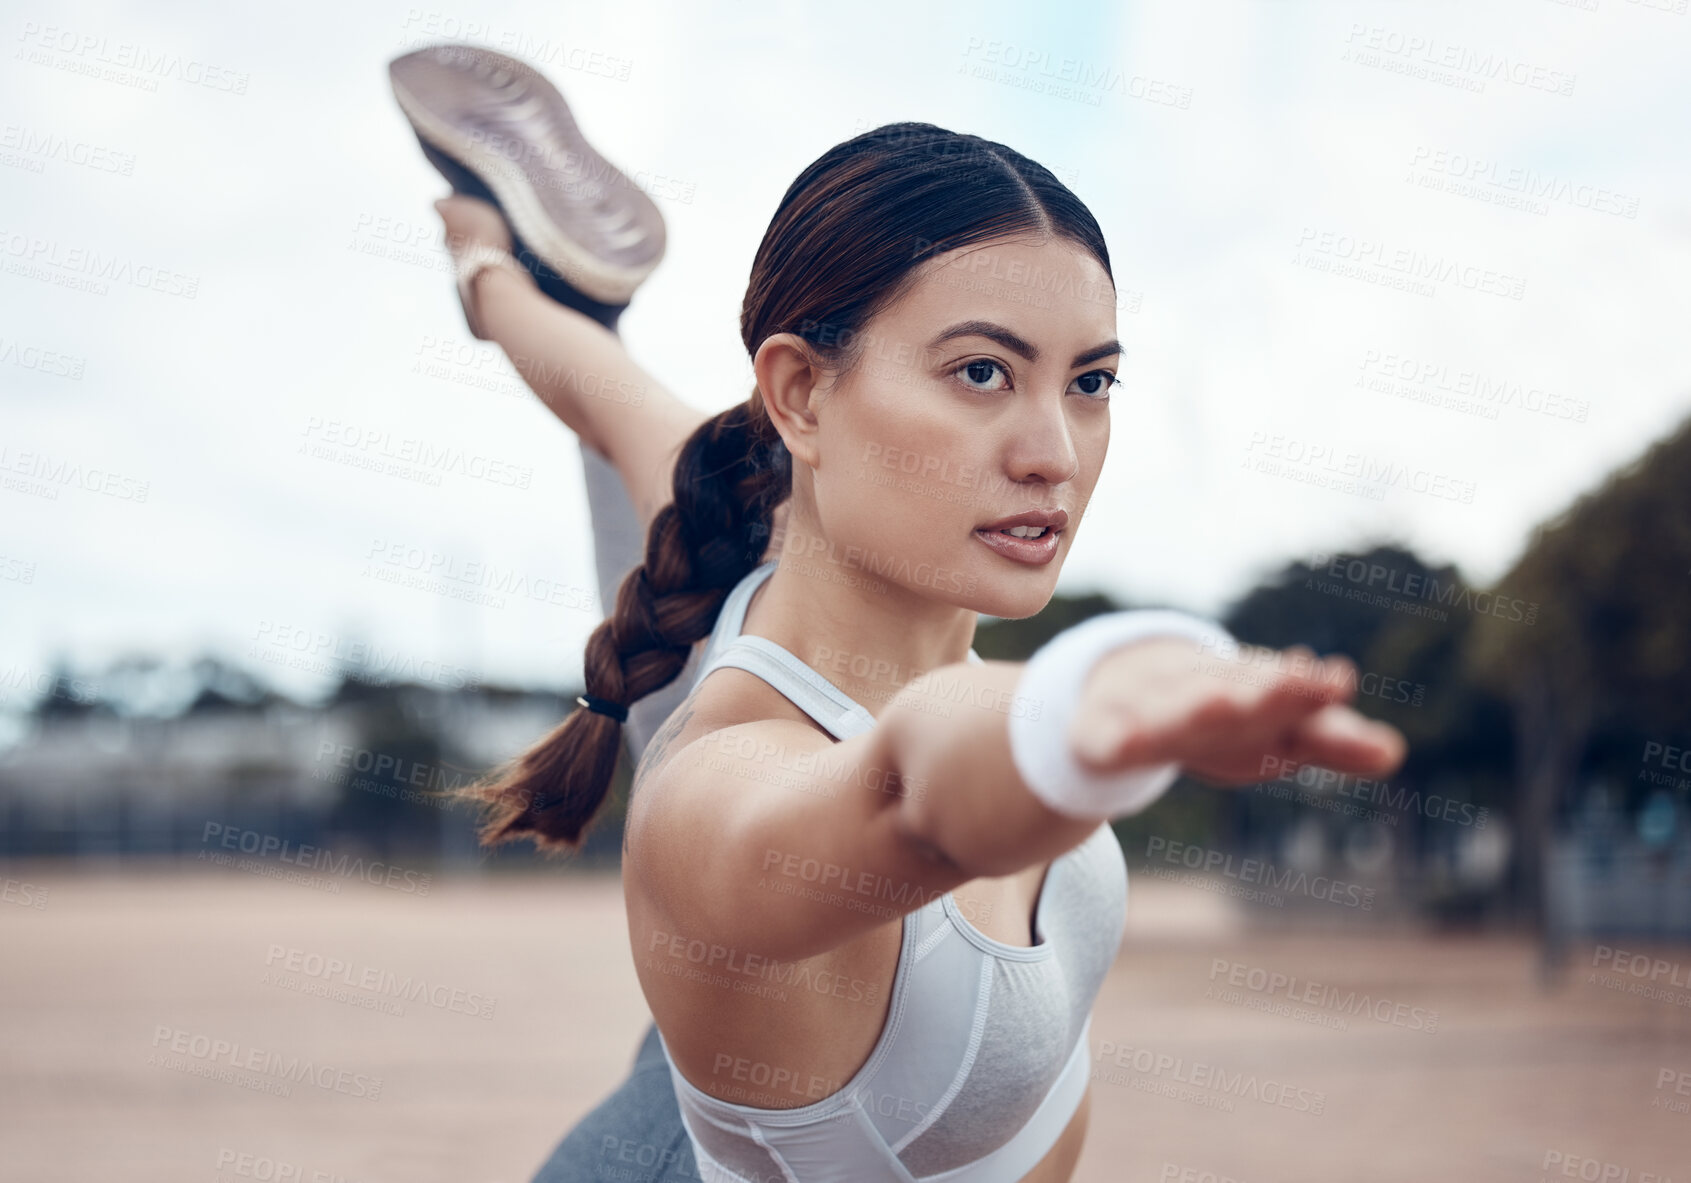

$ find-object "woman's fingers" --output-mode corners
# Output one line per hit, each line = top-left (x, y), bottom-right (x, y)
(1177, 645), (1353, 756)
(1083, 644), (1404, 785)
(1067, 637), (1408, 791)
(433, 194), (513, 256)
(1076, 657), (1346, 776)
(1283, 704), (1407, 778)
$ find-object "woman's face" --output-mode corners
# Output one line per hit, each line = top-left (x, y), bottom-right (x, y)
(787, 234), (1120, 621)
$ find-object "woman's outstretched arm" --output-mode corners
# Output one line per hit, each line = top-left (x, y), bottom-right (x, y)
(628, 634), (1406, 964)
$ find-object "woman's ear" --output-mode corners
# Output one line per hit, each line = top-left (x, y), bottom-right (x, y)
(752, 333), (828, 468)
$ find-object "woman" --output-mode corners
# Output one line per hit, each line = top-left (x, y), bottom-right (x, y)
(391, 45), (1406, 1183)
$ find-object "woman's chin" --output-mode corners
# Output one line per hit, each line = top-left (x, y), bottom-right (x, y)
(963, 579), (1061, 623)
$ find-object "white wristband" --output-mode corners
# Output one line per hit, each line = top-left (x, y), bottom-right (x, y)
(1006, 610), (1240, 821)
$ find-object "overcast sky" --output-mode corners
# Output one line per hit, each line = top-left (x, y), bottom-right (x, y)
(3, 0), (1688, 712)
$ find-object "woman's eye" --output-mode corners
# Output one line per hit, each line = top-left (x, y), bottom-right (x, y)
(956, 359), (1009, 391)
(1070, 370), (1119, 399)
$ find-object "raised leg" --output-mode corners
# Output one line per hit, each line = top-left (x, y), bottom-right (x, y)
(470, 261), (708, 536)
(437, 194), (708, 535)
(436, 196), (710, 765)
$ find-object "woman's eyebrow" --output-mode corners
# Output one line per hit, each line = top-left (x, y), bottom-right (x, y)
(927, 319), (1122, 367)
(1073, 340), (1124, 367)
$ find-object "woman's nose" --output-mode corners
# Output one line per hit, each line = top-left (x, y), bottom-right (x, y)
(1003, 400), (1082, 486)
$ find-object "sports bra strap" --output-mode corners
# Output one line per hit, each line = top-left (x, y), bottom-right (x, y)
(695, 635), (879, 741)
(715, 562), (774, 639)
(694, 560), (988, 743)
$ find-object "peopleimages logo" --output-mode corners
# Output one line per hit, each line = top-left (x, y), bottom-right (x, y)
(1340, 24), (1576, 97)
(263, 945), (495, 1020)
(766, 518), (978, 598)
(1258, 756), (1489, 830)
(1591, 945), (1691, 988)
(199, 822), (431, 896)
(1207, 957), (1439, 1033)
(1, 876), (49, 909)
(1143, 837), (1375, 910)
(1540, 1149), (1676, 1181)
(911, 236), (1129, 306)
(16, 22), (251, 94)
(1093, 1039), (1326, 1115)
(1308, 552), (1538, 625)
(149, 1025), (381, 1100)
(648, 928), (882, 1007)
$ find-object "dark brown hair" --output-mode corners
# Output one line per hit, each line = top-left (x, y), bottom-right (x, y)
(457, 122), (1114, 852)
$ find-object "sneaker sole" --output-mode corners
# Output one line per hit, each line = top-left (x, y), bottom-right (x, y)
(411, 133), (627, 334)
(388, 43), (665, 306)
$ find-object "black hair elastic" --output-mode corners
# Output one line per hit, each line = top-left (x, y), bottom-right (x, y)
(575, 693), (628, 723)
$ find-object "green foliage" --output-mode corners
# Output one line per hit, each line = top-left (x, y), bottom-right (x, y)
(1465, 412), (1691, 739)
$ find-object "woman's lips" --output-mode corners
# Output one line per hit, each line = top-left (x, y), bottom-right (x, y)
(971, 526), (1060, 565)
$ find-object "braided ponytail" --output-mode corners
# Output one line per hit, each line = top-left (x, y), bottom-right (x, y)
(457, 396), (791, 852)
(457, 120), (1113, 854)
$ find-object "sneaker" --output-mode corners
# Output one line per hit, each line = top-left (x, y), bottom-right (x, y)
(388, 43), (667, 332)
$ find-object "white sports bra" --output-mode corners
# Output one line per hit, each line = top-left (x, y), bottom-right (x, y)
(656, 560), (1129, 1182)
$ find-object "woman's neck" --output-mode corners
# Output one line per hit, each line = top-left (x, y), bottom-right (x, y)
(741, 554), (981, 717)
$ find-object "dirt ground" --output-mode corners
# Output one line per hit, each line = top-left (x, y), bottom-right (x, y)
(1, 861), (1686, 1183)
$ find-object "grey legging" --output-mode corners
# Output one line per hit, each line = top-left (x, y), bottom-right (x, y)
(527, 441), (699, 1182)
(578, 439), (699, 763)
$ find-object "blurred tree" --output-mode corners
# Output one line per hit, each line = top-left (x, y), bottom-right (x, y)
(182, 654), (283, 713)
(1228, 543), (1436, 658)
(1466, 411), (1691, 925)
(1220, 544), (1514, 914)
(320, 675), (446, 859)
(28, 656), (101, 718)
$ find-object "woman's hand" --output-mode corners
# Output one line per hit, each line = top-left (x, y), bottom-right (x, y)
(1067, 637), (1407, 785)
(432, 194), (536, 340)
(434, 193), (515, 258)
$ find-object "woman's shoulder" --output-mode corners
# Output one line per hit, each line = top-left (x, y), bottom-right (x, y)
(632, 663), (834, 800)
